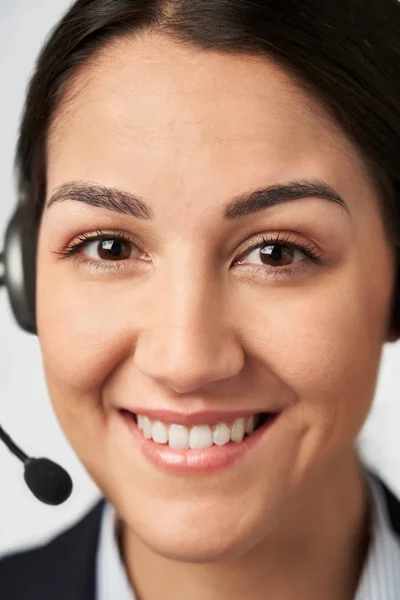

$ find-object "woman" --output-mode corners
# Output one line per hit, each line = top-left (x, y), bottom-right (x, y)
(1, 0), (400, 598)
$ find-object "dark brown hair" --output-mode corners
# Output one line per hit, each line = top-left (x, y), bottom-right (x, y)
(15, 0), (400, 324)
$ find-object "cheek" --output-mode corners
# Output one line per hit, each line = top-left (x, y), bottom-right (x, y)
(36, 259), (137, 395)
(241, 265), (391, 456)
(35, 263), (131, 479)
(37, 304), (119, 394)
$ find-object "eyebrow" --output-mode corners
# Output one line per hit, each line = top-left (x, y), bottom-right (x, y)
(46, 179), (351, 220)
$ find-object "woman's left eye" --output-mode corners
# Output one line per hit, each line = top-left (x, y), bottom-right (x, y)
(237, 239), (311, 269)
(238, 236), (321, 270)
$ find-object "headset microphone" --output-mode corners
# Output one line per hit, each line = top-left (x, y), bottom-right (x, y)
(1, 197), (73, 505)
(0, 424), (73, 505)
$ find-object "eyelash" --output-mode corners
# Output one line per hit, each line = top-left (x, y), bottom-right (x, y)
(53, 228), (323, 278)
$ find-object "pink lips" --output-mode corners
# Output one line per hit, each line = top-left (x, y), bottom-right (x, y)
(120, 409), (281, 475)
(118, 407), (278, 427)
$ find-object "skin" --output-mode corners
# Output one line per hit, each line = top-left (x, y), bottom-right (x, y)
(36, 31), (397, 599)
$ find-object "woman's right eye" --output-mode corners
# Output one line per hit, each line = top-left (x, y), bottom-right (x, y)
(54, 230), (149, 265)
(82, 238), (134, 261)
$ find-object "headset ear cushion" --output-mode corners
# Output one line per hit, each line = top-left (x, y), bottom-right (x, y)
(4, 204), (37, 335)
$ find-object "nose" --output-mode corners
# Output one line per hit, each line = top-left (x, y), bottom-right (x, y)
(133, 269), (244, 394)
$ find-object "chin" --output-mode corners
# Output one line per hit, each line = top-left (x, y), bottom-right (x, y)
(142, 529), (253, 563)
(128, 508), (266, 563)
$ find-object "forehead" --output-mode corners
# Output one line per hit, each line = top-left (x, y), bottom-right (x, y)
(46, 32), (374, 220)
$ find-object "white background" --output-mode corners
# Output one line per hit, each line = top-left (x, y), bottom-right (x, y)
(0, 0), (399, 556)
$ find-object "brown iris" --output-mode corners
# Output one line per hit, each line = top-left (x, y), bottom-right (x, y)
(97, 239), (131, 260)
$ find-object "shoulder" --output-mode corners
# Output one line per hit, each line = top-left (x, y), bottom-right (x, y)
(0, 497), (105, 600)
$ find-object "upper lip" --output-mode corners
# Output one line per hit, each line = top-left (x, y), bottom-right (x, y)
(119, 407), (283, 426)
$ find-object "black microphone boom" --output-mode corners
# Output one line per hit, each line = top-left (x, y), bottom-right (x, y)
(0, 423), (73, 505)
(0, 250), (73, 505)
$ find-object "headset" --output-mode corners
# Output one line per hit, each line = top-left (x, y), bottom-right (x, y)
(0, 190), (73, 505)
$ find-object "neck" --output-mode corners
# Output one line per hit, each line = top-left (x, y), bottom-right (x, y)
(118, 448), (372, 600)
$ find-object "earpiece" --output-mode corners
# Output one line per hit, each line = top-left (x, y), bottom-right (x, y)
(1, 191), (37, 334)
(0, 191), (73, 505)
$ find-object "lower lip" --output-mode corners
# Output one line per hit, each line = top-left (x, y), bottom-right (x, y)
(120, 411), (281, 475)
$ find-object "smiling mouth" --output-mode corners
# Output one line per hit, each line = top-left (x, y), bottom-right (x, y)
(121, 410), (277, 449)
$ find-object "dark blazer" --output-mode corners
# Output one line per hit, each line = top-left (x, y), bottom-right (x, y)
(1, 474), (400, 600)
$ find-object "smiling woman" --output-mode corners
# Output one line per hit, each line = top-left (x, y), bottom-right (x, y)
(1, 0), (400, 599)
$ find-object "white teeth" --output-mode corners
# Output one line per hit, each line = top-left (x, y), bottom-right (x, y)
(245, 414), (255, 434)
(169, 424), (190, 449)
(189, 425), (213, 449)
(142, 416), (152, 439)
(135, 413), (260, 448)
(213, 423), (231, 446)
(152, 421), (168, 444)
(231, 417), (245, 443)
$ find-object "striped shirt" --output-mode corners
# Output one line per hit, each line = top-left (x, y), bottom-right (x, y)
(96, 467), (400, 599)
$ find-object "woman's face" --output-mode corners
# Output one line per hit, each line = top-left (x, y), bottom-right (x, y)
(37, 33), (396, 560)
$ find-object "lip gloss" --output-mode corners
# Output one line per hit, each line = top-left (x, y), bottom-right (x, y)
(120, 411), (280, 475)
